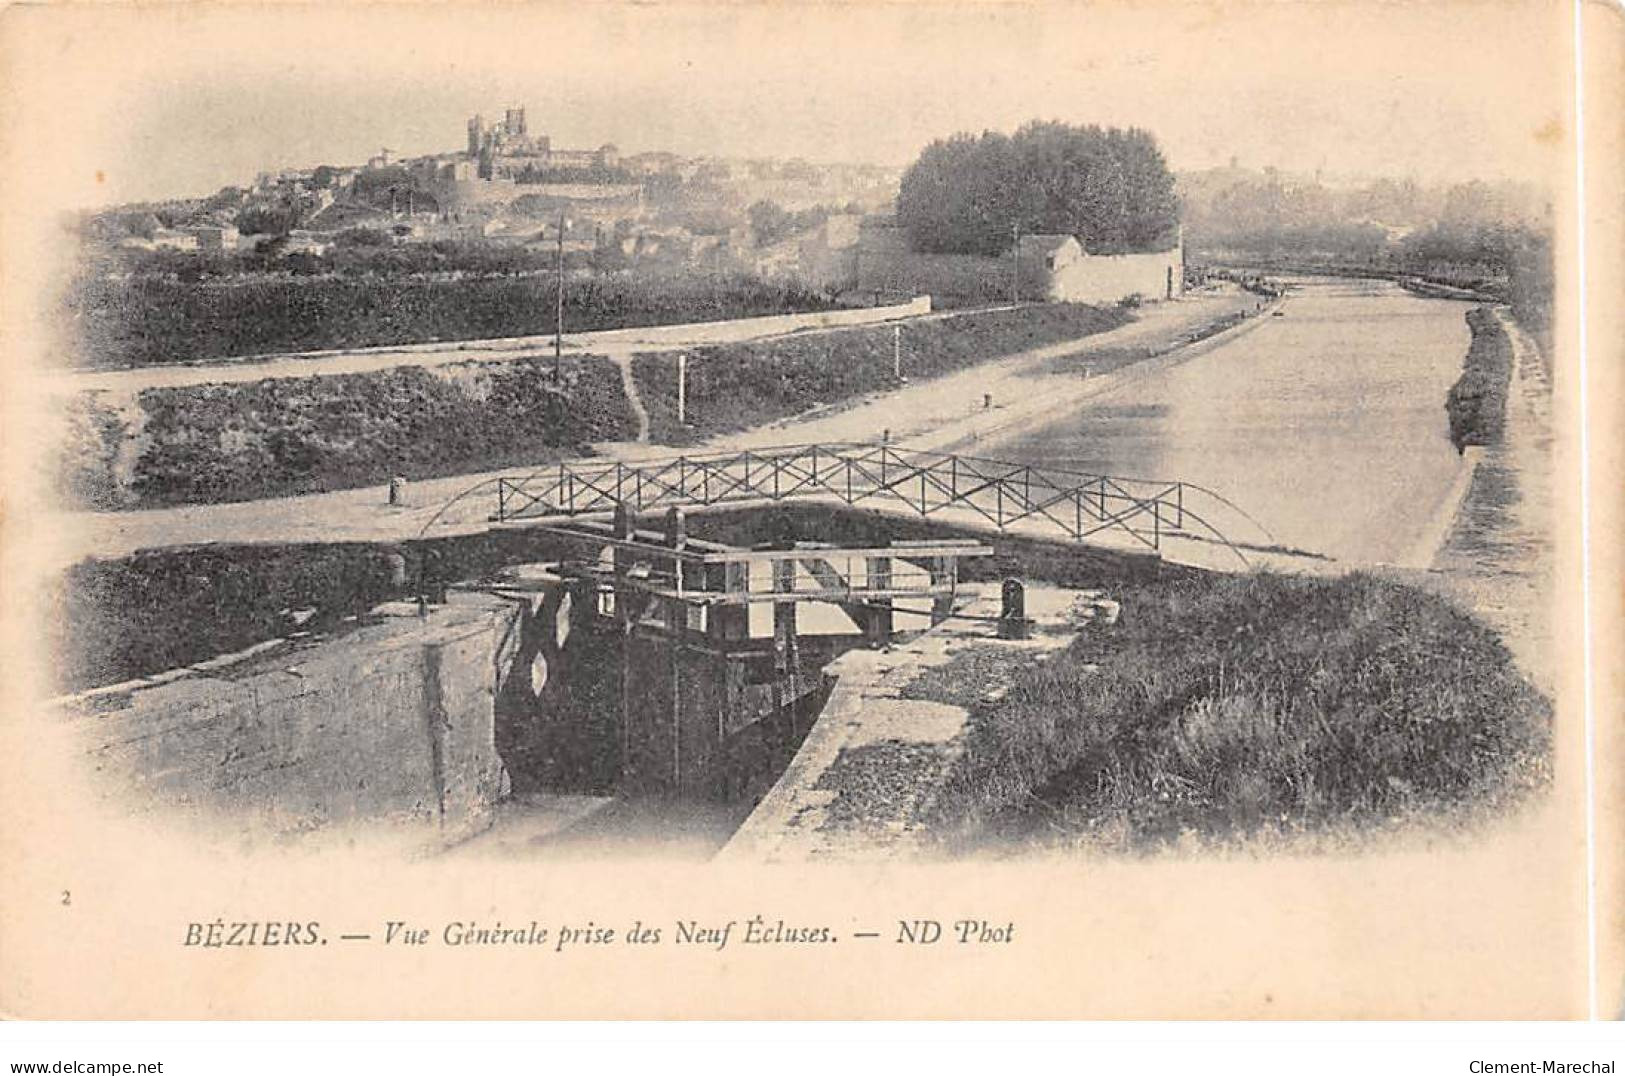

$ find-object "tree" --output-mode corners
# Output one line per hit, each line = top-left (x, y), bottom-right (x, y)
(896, 121), (1179, 255)
(236, 203), (303, 237)
(121, 211), (163, 240)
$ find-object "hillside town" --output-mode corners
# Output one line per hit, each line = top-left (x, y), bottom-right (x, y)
(78, 103), (1547, 322)
(85, 105), (904, 289)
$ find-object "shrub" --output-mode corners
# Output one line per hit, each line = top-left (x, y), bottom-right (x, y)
(1445, 307), (1513, 451)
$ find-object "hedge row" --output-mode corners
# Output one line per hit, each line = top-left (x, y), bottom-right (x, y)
(1445, 307), (1513, 452)
(63, 354), (637, 508)
(630, 303), (1131, 443)
(67, 272), (836, 369)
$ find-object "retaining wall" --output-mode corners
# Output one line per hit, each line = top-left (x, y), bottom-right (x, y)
(57, 592), (521, 846)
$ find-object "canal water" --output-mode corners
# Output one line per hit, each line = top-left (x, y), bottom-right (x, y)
(994, 277), (1474, 566)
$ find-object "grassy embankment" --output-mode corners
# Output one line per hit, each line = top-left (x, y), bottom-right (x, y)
(629, 303), (1130, 444)
(62, 301), (1129, 510)
(1027, 305), (1260, 378)
(63, 354), (637, 508)
(53, 526), (590, 692)
(914, 570), (1550, 854)
(1444, 306), (1514, 452)
(687, 505), (1547, 851)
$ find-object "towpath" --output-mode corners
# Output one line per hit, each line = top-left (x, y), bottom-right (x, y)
(45, 286), (1263, 566)
(1419, 307), (1555, 689)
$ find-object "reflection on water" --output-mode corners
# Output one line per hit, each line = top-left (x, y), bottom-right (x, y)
(995, 278), (1473, 565)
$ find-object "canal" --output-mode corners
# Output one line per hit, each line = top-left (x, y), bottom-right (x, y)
(993, 277), (1475, 566)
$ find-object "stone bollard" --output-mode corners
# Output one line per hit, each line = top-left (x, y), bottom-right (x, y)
(384, 550), (408, 590)
(388, 475), (407, 506)
(420, 547), (447, 606)
(998, 578), (1032, 640)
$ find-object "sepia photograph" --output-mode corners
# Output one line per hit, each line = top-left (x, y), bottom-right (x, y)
(0, 0), (1618, 1032)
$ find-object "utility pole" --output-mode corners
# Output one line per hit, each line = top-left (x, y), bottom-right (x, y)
(893, 324), (902, 379)
(1011, 220), (1021, 306)
(677, 353), (688, 426)
(554, 211), (566, 382)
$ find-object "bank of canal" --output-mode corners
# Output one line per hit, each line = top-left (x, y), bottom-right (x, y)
(1428, 308), (1554, 689)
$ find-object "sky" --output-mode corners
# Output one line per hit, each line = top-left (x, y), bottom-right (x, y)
(1, 0), (1572, 209)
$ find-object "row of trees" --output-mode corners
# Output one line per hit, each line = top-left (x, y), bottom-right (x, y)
(512, 163), (635, 186)
(1180, 169), (1554, 349)
(1398, 217), (1553, 350)
(896, 121), (1180, 256)
(1180, 173), (1549, 268)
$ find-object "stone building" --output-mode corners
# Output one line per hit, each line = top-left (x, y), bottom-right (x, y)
(466, 106), (619, 182)
(856, 219), (1184, 305)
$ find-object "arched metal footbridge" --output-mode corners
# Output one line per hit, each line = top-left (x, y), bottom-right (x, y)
(420, 441), (1280, 568)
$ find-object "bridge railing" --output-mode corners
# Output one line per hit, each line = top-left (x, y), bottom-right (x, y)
(462, 442), (1271, 567)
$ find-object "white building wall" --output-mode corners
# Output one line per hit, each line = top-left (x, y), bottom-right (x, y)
(1047, 246), (1183, 303)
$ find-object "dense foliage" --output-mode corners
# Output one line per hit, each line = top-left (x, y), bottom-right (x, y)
(1445, 307), (1514, 452)
(52, 528), (565, 692)
(896, 121), (1179, 256)
(747, 201), (843, 246)
(1182, 171), (1554, 352)
(512, 163), (634, 185)
(71, 354), (637, 508)
(1403, 209), (1553, 356)
(66, 269), (837, 368)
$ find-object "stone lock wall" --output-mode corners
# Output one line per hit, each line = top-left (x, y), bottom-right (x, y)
(58, 592), (522, 846)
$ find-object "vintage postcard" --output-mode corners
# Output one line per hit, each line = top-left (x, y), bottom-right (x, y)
(0, 0), (1619, 1022)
